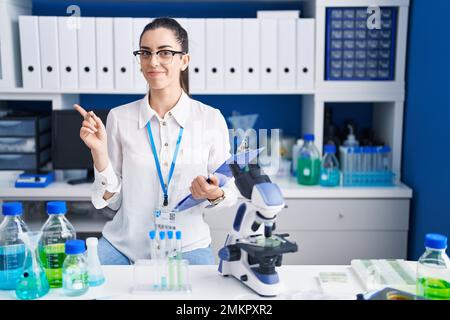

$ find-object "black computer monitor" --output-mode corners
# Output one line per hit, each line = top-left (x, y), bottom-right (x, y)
(52, 109), (109, 185)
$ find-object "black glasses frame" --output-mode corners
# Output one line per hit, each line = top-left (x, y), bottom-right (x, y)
(132, 49), (186, 58)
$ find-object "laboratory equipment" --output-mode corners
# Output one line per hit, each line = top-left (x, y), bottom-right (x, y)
(357, 287), (426, 300)
(62, 240), (89, 296)
(15, 172), (55, 188)
(0, 202), (30, 290)
(218, 157), (298, 297)
(325, 7), (397, 80)
(343, 124), (359, 148)
(416, 233), (450, 300)
(297, 133), (320, 185)
(227, 113), (259, 152)
(39, 201), (76, 288)
(291, 139), (304, 177)
(320, 144), (340, 187)
(86, 237), (105, 286)
(15, 231), (50, 300)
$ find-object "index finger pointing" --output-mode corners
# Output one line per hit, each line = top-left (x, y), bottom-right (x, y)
(73, 104), (87, 118)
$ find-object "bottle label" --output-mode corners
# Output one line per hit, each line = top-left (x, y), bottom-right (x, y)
(303, 168), (311, 176)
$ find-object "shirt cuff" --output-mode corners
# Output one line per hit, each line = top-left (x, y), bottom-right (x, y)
(93, 162), (121, 194)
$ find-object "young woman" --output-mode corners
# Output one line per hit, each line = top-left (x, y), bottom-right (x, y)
(74, 18), (238, 265)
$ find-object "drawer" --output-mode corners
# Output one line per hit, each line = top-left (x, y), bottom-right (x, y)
(205, 198), (410, 231)
(0, 133), (51, 153)
(0, 116), (50, 137)
(0, 148), (51, 170)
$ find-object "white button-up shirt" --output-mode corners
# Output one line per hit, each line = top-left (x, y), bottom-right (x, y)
(91, 91), (238, 262)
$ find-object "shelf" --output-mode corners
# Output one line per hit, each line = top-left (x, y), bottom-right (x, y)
(0, 87), (314, 96)
(0, 176), (412, 201)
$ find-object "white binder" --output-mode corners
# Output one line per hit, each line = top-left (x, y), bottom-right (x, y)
(297, 18), (315, 91)
(58, 17), (78, 89)
(260, 18), (278, 90)
(224, 19), (242, 90)
(132, 17), (151, 91)
(242, 19), (260, 90)
(78, 17), (96, 90)
(114, 18), (133, 90)
(186, 18), (205, 91)
(278, 18), (296, 90)
(19, 16), (42, 89)
(38, 16), (60, 89)
(205, 19), (224, 90)
(96, 17), (114, 90)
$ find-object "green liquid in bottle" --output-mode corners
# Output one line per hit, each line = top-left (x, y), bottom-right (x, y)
(417, 277), (450, 300)
(39, 243), (66, 288)
(297, 158), (321, 185)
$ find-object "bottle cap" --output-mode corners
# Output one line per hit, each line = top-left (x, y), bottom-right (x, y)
(2, 202), (23, 216)
(159, 231), (166, 240)
(167, 230), (174, 239)
(324, 144), (336, 154)
(353, 147), (362, 154)
(176, 230), (182, 240)
(86, 237), (98, 247)
(65, 240), (86, 255)
(149, 230), (156, 240)
(425, 233), (447, 249)
(303, 133), (314, 142)
(47, 201), (67, 215)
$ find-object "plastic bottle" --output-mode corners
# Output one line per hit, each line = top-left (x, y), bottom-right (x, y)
(39, 201), (76, 288)
(86, 237), (105, 286)
(416, 233), (450, 300)
(291, 139), (304, 177)
(62, 240), (89, 296)
(343, 124), (359, 147)
(320, 145), (340, 187)
(0, 202), (30, 290)
(297, 134), (321, 186)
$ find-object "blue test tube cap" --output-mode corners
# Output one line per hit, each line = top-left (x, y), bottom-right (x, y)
(353, 147), (362, 154)
(2, 202), (23, 216)
(167, 230), (174, 239)
(149, 230), (156, 240)
(176, 231), (182, 240)
(159, 231), (166, 240)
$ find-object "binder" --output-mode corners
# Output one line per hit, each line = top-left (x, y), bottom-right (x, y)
(205, 19), (224, 90)
(186, 18), (205, 91)
(96, 17), (114, 90)
(242, 19), (260, 90)
(114, 18), (133, 89)
(278, 18), (296, 90)
(58, 16), (78, 89)
(78, 17), (96, 89)
(297, 18), (315, 91)
(19, 16), (42, 89)
(38, 16), (60, 89)
(224, 19), (242, 90)
(259, 18), (278, 90)
(132, 17), (151, 91)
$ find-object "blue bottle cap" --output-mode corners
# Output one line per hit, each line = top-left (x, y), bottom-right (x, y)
(361, 146), (370, 153)
(167, 230), (174, 239)
(149, 230), (156, 240)
(303, 133), (314, 142)
(65, 240), (86, 254)
(425, 233), (447, 249)
(176, 231), (182, 240)
(159, 231), (165, 240)
(383, 146), (391, 153)
(353, 147), (362, 154)
(2, 202), (23, 216)
(324, 144), (336, 154)
(47, 201), (67, 215)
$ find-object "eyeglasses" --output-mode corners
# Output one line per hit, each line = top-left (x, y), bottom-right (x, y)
(133, 49), (186, 65)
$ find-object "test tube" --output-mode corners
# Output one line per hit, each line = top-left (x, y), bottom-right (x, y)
(167, 230), (175, 290)
(347, 147), (353, 186)
(159, 231), (168, 290)
(148, 231), (159, 290)
(167, 230), (174, 258)
(149, 230), (157, 259)
(353, 147), (361, 185)
(175, 231), (183, 290)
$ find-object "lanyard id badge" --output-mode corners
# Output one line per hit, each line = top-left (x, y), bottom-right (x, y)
(154, 206), (177, 231)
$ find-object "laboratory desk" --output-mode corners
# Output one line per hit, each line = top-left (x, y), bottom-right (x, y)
(0, 265), (365, 300)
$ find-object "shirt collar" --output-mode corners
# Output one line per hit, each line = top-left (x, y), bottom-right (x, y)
(138, 90), (190, 129)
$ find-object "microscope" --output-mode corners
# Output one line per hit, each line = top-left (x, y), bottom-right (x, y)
(218, 161), (298, 297)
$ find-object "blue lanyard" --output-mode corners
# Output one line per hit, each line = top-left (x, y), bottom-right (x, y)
(146, 121), (184, 207)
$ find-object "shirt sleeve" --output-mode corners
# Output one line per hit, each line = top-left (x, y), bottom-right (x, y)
(91, 110), (123, 210)
(203, 109), (239, 212)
